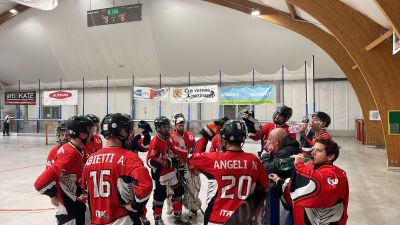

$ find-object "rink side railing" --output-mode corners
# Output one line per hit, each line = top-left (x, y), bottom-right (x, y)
(0, 119), (275, 136)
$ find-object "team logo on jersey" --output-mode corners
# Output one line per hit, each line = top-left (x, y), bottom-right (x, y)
(189, 135), (194, 141)
(327, 177), (339, 185)
(150, 149), (156, 156)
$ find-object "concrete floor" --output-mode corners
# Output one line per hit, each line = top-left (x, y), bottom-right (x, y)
(0, 135), (399, 225)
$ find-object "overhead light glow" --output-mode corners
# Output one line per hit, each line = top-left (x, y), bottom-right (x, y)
(9, 9), (18, 14)
(251, 9), (260, 16)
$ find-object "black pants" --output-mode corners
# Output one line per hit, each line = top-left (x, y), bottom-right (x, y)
(3, 123), (9, 135)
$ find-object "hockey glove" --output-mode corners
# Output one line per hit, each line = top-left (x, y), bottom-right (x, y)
(142, 133), (151, 147)
(199, 123), (220, 141)
(138, 120), (153, 135)
(126, 134), (141, 151)
(167, 156), (180, 168)
(242, 111), (259, 134)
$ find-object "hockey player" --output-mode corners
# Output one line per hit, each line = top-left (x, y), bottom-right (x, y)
(146, 116), (191, 225)
(188, 119), (269, 225)
(34, 115), (92, 225)
(269, 139), (349, 225)
(170, 113), (201, 216)
(208, 116), (229, 152)
(243, 106), (295, 153)
(46, 120), (71, 168)
(82, 113), (152, 225)
(83, 114), (103, 161)
(300, 111), (332, 147)
(125, 119), (153, 225)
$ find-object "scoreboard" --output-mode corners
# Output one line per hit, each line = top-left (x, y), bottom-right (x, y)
(87, 3), (142, 27)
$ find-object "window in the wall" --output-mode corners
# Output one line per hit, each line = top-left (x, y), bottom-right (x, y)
(43, 106), (60, 119)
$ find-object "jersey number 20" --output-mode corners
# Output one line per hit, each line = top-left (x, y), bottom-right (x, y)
(89, 170), (111, 198)
(221, 175), (252, 200)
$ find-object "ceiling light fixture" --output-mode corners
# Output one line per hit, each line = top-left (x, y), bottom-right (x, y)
(9, 9), (18, 14)
(251, 9), (260, 16)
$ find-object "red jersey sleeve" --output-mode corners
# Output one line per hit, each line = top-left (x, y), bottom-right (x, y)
(146, 137), (163, 169)
(188, 152), (217, 175)
(209, 134), (220, 152)
(125, 154), (152, 203)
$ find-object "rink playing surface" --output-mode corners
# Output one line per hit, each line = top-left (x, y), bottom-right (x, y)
(1, 135), (400, 225)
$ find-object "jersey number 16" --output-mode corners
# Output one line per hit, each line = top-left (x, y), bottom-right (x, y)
(89, 170), (111, 198)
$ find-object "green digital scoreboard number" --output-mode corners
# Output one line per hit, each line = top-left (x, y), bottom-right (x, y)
(87, 3), (142, 27)
(388, 110), (400, 135)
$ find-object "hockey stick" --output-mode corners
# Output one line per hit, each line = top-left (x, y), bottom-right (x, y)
(178, 173), (205, 216)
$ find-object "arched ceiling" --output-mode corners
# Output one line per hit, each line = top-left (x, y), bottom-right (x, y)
(0, 0), (348, 85)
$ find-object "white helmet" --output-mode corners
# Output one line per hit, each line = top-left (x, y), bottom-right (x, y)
(172, 113), (185, 125)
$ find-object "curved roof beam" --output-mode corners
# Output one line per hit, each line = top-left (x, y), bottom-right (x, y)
(0, 4), (29, 26)
(204, 0), (383, 146)
(288, 0), (400, 167)
(374, 0), (400, 38)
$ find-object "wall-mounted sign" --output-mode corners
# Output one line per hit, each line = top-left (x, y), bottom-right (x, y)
(170, 85), (218, 103)
(134, 87), (169, 101)
(43, 90), (78, 106)
(220, 85), (274, 105)
(4, 91), (36, 105)
(369, 110), (381, 121)
(388, 110), (400, 135)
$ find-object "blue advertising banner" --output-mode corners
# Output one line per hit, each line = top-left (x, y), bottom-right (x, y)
(220, 86), (274, 105)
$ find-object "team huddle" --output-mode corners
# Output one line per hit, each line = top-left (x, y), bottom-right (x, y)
(34, 106), (349, 225)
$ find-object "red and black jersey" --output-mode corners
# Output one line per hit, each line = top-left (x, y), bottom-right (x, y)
(302, 131), (331, 146)
(35, 142), (85, 210)
(46, 143), (62, 168)
(249, 122), (295, 151)
(278, 162), (349, 225)
(83, 134), (103, 161)
(189, 150), (269, 224)
(83, 147), (152, 225)
(209, 133), (221, 152)
(146, 135), (188, 178)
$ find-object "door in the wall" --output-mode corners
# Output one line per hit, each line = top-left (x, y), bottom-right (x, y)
(43, 106), (60, 119)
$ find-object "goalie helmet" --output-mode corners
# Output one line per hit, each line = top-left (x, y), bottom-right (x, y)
(220, 119), (247, 144)
(101, 113), (132, 141)
(172, 113), (185, 125)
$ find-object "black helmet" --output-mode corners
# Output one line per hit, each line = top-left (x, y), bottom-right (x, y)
(101, 113), (132, 140)
(56, 120), (68, 144)
(172, 113), (185, 125)
(214, 116), (230, 127)
(273, 105), (293, 125)
(312, 111), (331, 128)
(66, 115), (92, 139)
(220, 119), (247, 144)
(86, 114), (100, 125)
(154, 116), (171, 136)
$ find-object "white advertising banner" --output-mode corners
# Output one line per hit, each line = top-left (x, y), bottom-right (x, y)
(133, 87), (169, 101)
(43, 90), (78, 106)
(170, 85), (218, 103)
(369, 110), (381, 121)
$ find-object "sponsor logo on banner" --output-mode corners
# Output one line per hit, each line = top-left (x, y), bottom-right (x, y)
(43, 90), (78, 106)
(4, 91), (36, 105)
(133, 87), (169, 101)
(369, 110), (381, 121)
(49, 91), (73, 99)
(220, 86), (274, 105)
(170, 85), (218, 103)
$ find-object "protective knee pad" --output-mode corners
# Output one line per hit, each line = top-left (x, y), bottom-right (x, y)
(153, 186), (167, 202)
(172, 184), (185, 198)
